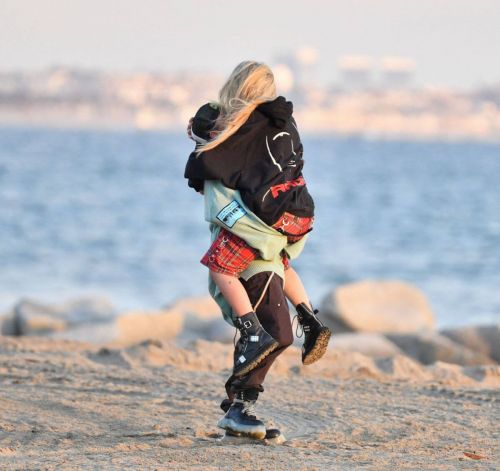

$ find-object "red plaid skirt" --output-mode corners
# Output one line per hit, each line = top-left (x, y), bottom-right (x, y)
(201, 212), (314, 276)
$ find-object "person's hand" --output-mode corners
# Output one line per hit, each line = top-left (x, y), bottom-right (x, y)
(187, 117), (194, 140)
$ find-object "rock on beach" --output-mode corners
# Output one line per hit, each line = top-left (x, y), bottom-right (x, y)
(320, 280), (436, 333)
(440, 324), (500, 363)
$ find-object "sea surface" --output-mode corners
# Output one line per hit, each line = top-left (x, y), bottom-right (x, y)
(1, 127), (499, 327)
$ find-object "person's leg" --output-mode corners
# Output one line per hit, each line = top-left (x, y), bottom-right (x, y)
(210, 271), (253, 316)
(219, 271), (293, 438)
(202, 228), (260, 318)
(281, 258), (332, 366)
(224, 272), (293, 399)
(283, 266), (312, 310)
(202, 229), (279, 376)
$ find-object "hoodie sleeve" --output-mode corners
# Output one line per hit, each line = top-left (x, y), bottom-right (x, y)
(184, 146), (245, 189)
(187, 177), (204, 193)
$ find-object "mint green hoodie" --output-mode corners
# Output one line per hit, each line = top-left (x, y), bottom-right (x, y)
(203, 180), (307, 325)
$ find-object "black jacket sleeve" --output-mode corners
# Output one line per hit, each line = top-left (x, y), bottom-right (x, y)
(184, 146), (246, 189)
(187, 177), (204, 193)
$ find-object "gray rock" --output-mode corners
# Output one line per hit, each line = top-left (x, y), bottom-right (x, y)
(0, 315), (18, 335)
(386, 331), (495, 366)
(330, 333), (402, 358)
(176, 314), (235, 344)
(49, 321), (120, 344)
(165, 296), (220, 327)
(165, 296), (231, 343)
(46, 308), (183, 346)
(13, 296), (115, 336)
(166, 295), (236, 343)
(114, 309), (184, 346)
(205, 318), (236, 343)
(440, 325), (500, 363)
(320, 280), (436, 333)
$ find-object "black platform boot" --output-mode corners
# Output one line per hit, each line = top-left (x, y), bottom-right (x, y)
(217, 390), (266, 439)
(233, 311), (279, 377)
(296, 303), (332, 365)
(220, 395), (281, 439)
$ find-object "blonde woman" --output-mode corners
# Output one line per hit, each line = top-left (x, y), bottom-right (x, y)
(185, 61), (330, 438)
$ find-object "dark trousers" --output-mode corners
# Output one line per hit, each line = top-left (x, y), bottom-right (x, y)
(223, 271), (294, 404)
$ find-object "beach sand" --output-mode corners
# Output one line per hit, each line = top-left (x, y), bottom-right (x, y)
(0, 335), (498, 470)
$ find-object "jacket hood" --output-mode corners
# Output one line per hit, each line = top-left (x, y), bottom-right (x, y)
(257, 96), (293, 128)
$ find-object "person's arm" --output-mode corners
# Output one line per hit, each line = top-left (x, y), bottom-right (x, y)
(187, 177), (204, 193)
(184, 144), (245, 189)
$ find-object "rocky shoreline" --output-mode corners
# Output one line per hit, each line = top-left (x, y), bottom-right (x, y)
(1, 280), (498, 369)
(0, 280), (499, 469)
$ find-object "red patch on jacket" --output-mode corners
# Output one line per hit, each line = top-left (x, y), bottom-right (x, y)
(270, 176), (305, 199)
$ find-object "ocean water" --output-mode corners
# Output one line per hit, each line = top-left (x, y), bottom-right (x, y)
(0, 127), (499, 327)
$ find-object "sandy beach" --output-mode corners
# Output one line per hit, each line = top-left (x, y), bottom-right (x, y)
(2, 3), (500, 470)
(0, 333), (498, 470)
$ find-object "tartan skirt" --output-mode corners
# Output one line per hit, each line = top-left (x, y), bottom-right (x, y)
(201, 212), (313, 276)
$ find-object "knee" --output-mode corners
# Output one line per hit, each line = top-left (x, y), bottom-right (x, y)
(260, 312), (293, 349)
(258, 309), (294, 349)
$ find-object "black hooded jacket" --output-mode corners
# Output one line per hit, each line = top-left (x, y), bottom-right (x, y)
(184, 96), (314, 226)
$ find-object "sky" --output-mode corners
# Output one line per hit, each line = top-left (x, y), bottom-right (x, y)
(1, 0), (500, 88)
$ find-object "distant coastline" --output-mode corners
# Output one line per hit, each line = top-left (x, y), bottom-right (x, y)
(1, 67), (500, 142)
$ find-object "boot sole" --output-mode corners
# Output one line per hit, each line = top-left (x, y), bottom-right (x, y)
(233, 340), (280, 377)
(302, 327), (332, 365)
(217, 417), (266, 440)
(227, 429), (283, 440)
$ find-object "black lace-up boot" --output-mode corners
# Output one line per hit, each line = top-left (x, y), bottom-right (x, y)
(233, 311), (279, 377)
(217, 390), (266, 439)
(220, 395), (281, 439)
(296, 303), (332, 365)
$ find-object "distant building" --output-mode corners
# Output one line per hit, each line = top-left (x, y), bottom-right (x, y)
(1, 65), (499, 141)
(274, 47), (318, 80)
(380, 56), (416, 89)
(338, 56), (374, 90)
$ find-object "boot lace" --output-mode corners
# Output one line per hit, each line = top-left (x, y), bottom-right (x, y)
(242, 401), (257, 419)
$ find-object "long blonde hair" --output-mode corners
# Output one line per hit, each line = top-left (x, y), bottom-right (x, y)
(196, 61), (276, 154)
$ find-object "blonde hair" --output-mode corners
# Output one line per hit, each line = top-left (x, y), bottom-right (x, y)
(196, 61), (276, 154)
